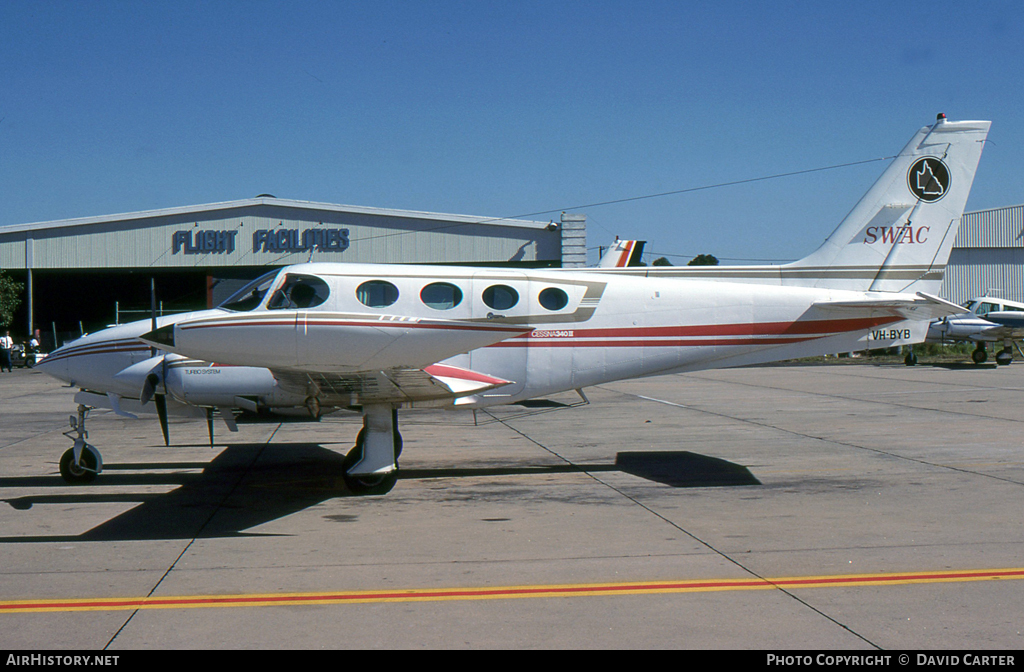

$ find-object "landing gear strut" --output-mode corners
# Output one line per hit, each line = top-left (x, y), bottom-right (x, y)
(996, 338), (1013, 366)
(343, 404), (401, 495)
(59, 404), (103, 484)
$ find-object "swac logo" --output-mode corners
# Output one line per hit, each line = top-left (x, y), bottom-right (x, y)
(907, 157), (950, 202)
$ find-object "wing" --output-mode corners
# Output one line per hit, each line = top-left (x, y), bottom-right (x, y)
(271, 363), (512, 408)
(813, 291), (967, 321)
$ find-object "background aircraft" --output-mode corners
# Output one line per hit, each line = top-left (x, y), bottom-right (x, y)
(37, 116), (990, 495)
(926, 296), (1024, 365)
(597, 239), (646, 267)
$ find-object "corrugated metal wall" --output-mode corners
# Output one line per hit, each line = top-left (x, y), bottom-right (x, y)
(0, 202), (562, 270)
(942, 204), (1024, 305)
(954, 204), (1024, 248)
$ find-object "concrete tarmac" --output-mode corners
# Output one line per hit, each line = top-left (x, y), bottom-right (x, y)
(1, 360), (1023, 650)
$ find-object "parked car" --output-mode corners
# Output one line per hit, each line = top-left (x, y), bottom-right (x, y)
(11, 343), (46, 368)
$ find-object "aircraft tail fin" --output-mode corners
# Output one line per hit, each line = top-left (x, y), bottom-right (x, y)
(786, 116), (990, 293)
(597, 239), (646, 267)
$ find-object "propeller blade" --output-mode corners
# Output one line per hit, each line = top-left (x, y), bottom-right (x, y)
(141, 373), (159, 406)
(206, 408), (214, 448)
(154, 394), (170, 446)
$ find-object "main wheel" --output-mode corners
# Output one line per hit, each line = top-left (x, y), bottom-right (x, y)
(353, 426), (403, 461)
(904, 352), (918, 366)
(341, 440), (399, 496)
(972, 348), (988, 364)
(996, 349), (1013, 366)
(59, 447), (99, 484)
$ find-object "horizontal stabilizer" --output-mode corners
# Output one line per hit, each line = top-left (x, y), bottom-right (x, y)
(813, 292), (967, 321)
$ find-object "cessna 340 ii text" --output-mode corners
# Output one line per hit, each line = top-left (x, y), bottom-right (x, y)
(37, 115), (990, 494)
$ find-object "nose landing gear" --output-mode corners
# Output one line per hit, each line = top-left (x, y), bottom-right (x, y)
(59, 404), (103, 484)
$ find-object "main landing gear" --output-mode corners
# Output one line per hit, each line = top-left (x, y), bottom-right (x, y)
(996, 337), (1015, 366)
(56, 400), (404, 493)
(342, 404), (402, 496)
(59, 404), (103, 484)
(971, 342), (1013, 365)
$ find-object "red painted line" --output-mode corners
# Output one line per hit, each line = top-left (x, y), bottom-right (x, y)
(490, 337), (818, 348)
(4, 568), (1023, 613)
(508, 316), (904, 341)
(41, 344), (151, 364)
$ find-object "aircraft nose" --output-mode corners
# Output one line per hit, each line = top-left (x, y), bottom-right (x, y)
(32, 346), (69, 381)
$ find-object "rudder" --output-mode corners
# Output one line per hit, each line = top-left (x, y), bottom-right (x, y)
(786, 116), (990, 293)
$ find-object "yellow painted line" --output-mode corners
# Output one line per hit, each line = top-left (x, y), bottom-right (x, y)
(2, 567), (1023, 614)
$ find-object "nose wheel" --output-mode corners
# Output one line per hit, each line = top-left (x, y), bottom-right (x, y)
(59, 405), (103, 484)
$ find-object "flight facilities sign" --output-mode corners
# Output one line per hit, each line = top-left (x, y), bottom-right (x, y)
(171, 226), (350, 256)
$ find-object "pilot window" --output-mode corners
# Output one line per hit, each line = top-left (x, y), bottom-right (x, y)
(219, 271), (280, 312)
(420, 282), (463, 310)
(267, 274), (330, 310)
(482, 285), (519, 311)
(538, 287), (569, 311)
(978, 302), (1000, 316)
(357, 280), (399, 308)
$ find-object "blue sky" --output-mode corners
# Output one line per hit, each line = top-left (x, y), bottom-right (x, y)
(2, 0), (1023, 264)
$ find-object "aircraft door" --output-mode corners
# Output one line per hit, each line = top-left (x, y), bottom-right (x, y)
(469, 270), (530, 398)
(268, 273), (331, 369)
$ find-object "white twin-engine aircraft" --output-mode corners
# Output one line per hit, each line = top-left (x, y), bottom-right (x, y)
(37, 116), (990, 494)
(926, 295), (1024, 365)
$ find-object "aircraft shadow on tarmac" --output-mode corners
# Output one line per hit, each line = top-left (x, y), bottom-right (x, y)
(0, 445), (759, 543)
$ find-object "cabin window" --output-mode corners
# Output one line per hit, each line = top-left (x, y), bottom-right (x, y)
(219, 271), (280, 312)
(357, 280), (399, 308)
(538, 287), (569, 311)
(267, 274), (330, 310)
(978, 302), (1000, 316)
(420, 282), (463, 310)
(482, 285), (519, 311)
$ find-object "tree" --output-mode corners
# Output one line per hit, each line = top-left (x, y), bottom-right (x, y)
(0, 271), (24, 328)
(652, 257), (673, 266)
(687, 254), (719, 266)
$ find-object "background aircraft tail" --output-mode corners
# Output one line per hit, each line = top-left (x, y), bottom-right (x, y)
(785, 116), (990, 293)
(598, 239), (646, 267)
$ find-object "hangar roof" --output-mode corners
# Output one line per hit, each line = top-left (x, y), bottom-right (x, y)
(0, 197), (552, 234)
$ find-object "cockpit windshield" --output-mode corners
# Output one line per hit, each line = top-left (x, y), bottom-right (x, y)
(219, 271), (281, 312)
(267, 274), (330, 310)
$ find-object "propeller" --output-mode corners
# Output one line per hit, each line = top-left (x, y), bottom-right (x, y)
(114, 354), (171, 446)
(148, 277), (170, 447)
(140, 368), (171, 446)
(154, 378), (170, 447)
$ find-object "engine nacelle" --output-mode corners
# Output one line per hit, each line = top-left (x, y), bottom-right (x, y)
(164, 363), (306, 409)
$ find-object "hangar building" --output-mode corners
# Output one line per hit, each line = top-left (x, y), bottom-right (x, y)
(941, 203), (1024, 306)
(0, 197), (585, 347)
